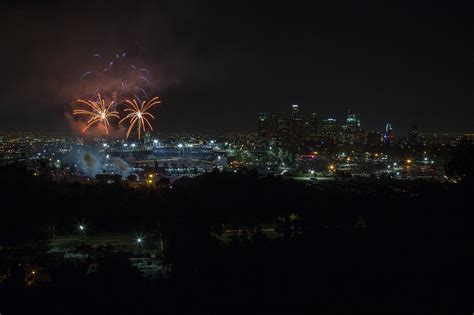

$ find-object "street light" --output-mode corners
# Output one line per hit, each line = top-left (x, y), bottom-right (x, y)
(136, 237), (143, 255)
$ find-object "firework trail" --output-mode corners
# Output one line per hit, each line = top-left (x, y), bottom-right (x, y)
(81, 71), (93, 80)
(73, 94), (120, 135)
(119, 96), (160, 139)
(139, 76), (151, 86)
(140, 88), (148, 98)
(79, 52), (153, 105)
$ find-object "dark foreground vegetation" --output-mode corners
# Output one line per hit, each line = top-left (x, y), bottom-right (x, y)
(1, 147), (474, 314)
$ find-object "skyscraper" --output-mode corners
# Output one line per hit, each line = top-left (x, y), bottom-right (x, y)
(341, 110), (363, 145)
(258, 113), (270, 139)
(321, 118), (337, 144)
(277, 118), (290, 145)
(308, 112), (318, 140)
(291, 104), (300, 118)
(408, 124), (418, 146)
(291, 104), (304, 143)
(269, 113), (279, 138)
(383, 123), (394, 146)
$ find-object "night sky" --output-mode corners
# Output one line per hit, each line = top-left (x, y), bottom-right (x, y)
(1, 0), (473, 134)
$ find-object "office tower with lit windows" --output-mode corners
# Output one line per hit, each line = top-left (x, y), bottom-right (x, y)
(290, 104), (305, 143)
(307, 112), (318, 140)
(321, 118), (338, 144)
(277, 118), (290, 143)
(269, 113), (279, 139)
(341, 110), (364, 145)
(258, 113), (270, 139)
(383, 123), (394, 146)
(408, 124), (418, 146)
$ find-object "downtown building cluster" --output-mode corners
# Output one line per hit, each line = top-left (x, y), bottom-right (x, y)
(258, 105), (419, 149)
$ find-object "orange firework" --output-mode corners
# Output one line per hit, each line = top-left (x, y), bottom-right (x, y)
(73, 94), (120, 134)
(119, 96), (160, 139)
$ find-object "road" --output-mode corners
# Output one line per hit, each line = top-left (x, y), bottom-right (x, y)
(49, 233), (143, 254)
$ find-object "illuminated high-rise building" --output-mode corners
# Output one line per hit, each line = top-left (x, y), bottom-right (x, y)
(278, 118), (290, 142)
(269, 113), (279, 138)
(291, 104), (304, 143)
(341, 110), (363, 145)
(321, 118), (337, 144)
(383, 123), (394, 146)
(308, 112), (318, 140)
(291, 104), (300, 118)
(408, 124), (418, 146)
(258, 113), (270, 139)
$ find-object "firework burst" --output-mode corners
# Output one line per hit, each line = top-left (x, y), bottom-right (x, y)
(80, 52), (153, 104)
(119, 96), (160, 139)
(73, 94), (120, 134)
